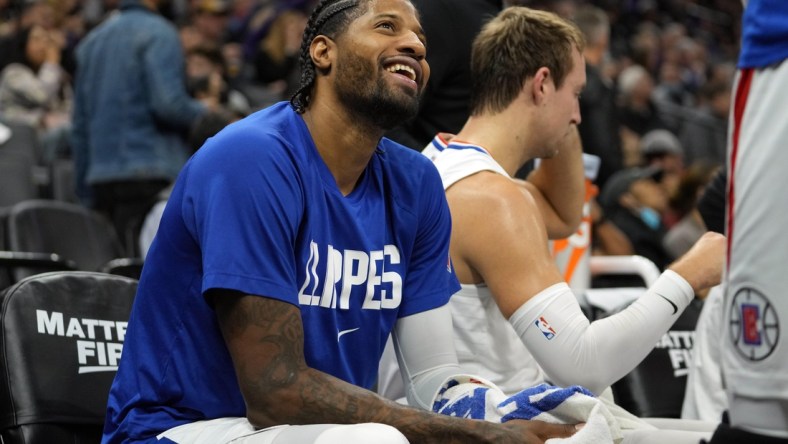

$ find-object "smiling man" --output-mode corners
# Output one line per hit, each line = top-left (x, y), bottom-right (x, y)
(101, 0), (577, 443)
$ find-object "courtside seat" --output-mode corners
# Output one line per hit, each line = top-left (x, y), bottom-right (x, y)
(5, 200), (143, 282)
(0, 271), (137, 443)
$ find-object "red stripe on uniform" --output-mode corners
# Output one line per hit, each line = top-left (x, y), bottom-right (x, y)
(727, 68), (754, 271)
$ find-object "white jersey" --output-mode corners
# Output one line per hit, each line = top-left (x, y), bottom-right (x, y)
(422, 135), (548, 394)
(449, 283), (548, 394)
(421, 135), (509, 188)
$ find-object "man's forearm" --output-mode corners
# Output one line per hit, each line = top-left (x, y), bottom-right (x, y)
(525, 127), (584, 238)
(259, 367), (540, 444)
(214, 292), (554, 443)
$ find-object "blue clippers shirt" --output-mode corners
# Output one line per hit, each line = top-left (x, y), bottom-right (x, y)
(103, 102), (459, 442)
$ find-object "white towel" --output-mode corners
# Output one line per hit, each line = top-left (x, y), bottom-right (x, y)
(433, 376), (623, 443)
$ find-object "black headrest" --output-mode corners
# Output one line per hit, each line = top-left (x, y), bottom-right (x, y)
(7, 199), (124, 273)
(0, 271), (137, 429)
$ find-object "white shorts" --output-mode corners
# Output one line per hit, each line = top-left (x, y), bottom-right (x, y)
(158, 418), (409, 444)
(724, 60), (788, 436)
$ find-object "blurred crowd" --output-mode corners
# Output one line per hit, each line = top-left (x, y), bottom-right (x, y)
(0, 0), (741, 265)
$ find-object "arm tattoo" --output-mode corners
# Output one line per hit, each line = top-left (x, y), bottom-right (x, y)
(212, 291), (557, 443)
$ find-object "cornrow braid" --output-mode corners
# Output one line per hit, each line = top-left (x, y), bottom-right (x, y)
(289, 0), (366, 113)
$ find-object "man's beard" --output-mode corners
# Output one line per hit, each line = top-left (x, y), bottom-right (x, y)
(334, 51), (421, 131)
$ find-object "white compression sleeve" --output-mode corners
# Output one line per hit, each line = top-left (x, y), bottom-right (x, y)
(509, 270), (694, 395)
(391, 305), (472, 411)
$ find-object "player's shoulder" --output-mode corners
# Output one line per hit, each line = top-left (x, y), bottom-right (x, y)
(378, 137), (443, 183)
(380, 137), (435, 167)
(450, 172), (538, 218)
(186, 103), (305, 183)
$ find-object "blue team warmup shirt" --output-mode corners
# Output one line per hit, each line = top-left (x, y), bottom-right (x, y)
(103, 102), (459, 442)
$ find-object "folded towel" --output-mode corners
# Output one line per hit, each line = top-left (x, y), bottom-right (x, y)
(433, 376), (623, 443)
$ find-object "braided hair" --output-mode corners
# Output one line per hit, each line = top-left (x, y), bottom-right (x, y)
(289, 0), (368, 113)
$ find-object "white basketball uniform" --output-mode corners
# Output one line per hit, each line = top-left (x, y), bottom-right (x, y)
(723, 62), (788, 437)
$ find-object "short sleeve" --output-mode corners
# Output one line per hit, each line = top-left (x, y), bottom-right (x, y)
(181, 126), (304, 303)
(398, 158), (460, 317)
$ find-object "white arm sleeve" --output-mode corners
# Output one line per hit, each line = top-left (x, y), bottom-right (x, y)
(391, 305), (481, 411)
(509, 269), (694, 395)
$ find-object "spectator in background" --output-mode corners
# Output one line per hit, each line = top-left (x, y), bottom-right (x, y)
(250, 6), (307, 101)
(0, 24), (69, 131)
(71, 0), (213, 256)
(0, 0), (14, 37)
(179, 21), (208, 53)
(190, 0), (230, 44)
(679, 80), (730, 167)
(182, 0), (250, 90)
(617, 64), (669, 169)
(185, 45), (251, 117)
(653, 60), (694, 108)
(0, 0), (57, 72)
(662, 162), (719, 259)
(590, 196), (635, 257)
(0, 24), (72, 162)
(599, 166), (672, 270)
(638, 128), (685, 218)
(573, 4), (623, 189)
(617, 64), (667, 136)
(17, 0), (55, 32)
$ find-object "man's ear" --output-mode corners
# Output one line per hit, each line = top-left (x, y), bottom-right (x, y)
(531, 67), (552, 106)
(310, 35), (334, 73)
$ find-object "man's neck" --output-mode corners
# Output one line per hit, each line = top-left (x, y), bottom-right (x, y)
(302, 102), (383, 196)
(455, 111), (536, 177)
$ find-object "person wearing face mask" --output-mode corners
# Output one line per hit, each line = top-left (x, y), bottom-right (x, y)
(598, 166), (673, 270)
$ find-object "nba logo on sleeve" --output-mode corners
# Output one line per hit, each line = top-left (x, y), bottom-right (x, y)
(535, 316), (557, 340)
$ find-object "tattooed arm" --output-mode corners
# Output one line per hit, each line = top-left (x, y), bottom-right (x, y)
(209, 290), (576, 444)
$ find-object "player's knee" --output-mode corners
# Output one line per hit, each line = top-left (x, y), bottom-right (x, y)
(314, 423), (409, 444)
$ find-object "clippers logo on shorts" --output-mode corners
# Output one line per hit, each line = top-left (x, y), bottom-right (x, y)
(535, 316), (557, 340)
(298, 241), (403, 310)
(729, 287), (780, 361)
(36, 309), (127, 373)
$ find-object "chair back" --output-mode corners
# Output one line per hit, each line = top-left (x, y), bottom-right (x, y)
(0, 155), (37, 208)
(0, 271), (137, 443)
(7, 200), (125, 281)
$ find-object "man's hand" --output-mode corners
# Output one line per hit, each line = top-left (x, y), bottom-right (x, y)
(668, 231), (726, 296)
(501, 420), (579, 443)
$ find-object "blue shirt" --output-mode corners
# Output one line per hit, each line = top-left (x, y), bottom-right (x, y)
(738, 0), (788, 68)
(103, 102), (459, 442)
